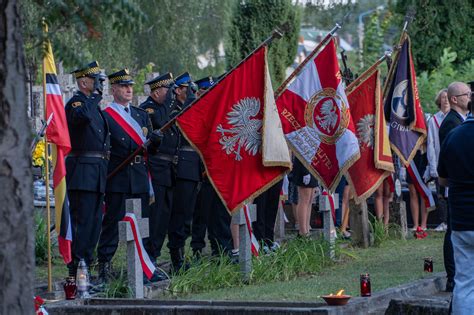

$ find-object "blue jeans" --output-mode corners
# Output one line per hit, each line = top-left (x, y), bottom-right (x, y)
(452, 230), (474, 315)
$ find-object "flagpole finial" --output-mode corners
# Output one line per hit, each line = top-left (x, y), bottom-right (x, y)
(402, 6), (416, 33)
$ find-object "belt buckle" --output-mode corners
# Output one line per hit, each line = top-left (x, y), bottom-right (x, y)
(134, 155), (141, 164)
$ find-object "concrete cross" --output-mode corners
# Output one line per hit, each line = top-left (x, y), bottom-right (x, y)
(118, 199), (150, 298)
(231, 204), (257, 282)
(319, 193), (339, 260)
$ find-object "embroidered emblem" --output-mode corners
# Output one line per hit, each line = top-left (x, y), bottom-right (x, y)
(356, 114), (375, 150)
(145, 108), (154, 114)
(72, 102), (82, 108)
(216, 97), (262, 161)
(391, 79), (408, 121)
(142, 127), (148, 137)
(305, 87), (349, 145)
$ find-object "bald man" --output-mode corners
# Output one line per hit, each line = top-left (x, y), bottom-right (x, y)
(439, 82), (471, 145)
(438, 81), (472, 293)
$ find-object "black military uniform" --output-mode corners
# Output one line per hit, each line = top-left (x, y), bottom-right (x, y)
(139, 73), (179, 262)
(65, 61), (109, 277)
(97, 69), (160, 281)
(167, 72), (202, 271)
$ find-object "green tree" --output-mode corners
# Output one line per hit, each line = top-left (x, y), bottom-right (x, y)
(226, 0), (300, 86)
(394, 0), (474, 72)
(133, 0), (233, 78)
(417, 48), (474, 113)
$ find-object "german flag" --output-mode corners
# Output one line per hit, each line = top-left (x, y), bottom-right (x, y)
(43, 22), (72, 264)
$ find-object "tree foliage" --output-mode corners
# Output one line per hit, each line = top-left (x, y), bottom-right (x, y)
(394, 0), (474, 72)
(226, 0), (300, 86)
(417, 48), (474, 113)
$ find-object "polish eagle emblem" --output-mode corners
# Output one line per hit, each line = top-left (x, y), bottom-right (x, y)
(356, 114), (375, 149)
(316, 99), (339, 134)
(216, 97), (262, 161)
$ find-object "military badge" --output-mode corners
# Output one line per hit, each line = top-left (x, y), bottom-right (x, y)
(145, 108), (154, 114)
(72, 102), (82, 108)
(142, 127), (148, 137)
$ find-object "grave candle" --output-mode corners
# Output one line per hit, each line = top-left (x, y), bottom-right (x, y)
(360, 273), (371, 297)
(63, 277), (76, 300)
(424, 257), (433, 272)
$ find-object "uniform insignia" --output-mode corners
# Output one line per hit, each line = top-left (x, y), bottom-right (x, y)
(72, 102), (82, 108)
(142, 127), (148, 137)
(146, 108), (154, 114)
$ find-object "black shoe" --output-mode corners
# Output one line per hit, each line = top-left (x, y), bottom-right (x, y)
(445, 279), (455, 292)
(144, 268), (169, 284)
(98, 262), (111, 284)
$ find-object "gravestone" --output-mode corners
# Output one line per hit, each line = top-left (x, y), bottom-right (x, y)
(274, 201), (286, 241)
(349, 199), (371, 248)
(319, 194), (338, 260)
(118, 199), (150, 298)
(231, 205), (256, 281)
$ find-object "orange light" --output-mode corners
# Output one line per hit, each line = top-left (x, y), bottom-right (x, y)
(336, 289), (344, 296)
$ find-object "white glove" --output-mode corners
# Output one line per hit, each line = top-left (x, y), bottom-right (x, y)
(303, 174), (311, 185)
(423, 168), (431, 183)
(399, 167), (407, 182)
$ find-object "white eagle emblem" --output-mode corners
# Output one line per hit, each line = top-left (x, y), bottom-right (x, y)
(216, 97), (262, 161)
(316, 99), (339, 133)
(356, 114), (375, 149)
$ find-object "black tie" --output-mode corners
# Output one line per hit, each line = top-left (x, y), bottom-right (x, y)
(125, 107), (130, 114)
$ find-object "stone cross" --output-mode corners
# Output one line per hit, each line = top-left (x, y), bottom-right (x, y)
(118, 199), (150, 298)
(274, 201), (286, 241)
(319, 193), (338, 260)
(231, 204), (257, 282)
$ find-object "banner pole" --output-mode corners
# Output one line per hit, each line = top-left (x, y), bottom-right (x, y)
(43, 58), (53, 292)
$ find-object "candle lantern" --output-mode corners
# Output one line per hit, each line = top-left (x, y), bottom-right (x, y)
(76, 259), (91, 298)
(63, 277), (77, 300)
(424, 257), (433, 273)
(360, 273), (371, 297)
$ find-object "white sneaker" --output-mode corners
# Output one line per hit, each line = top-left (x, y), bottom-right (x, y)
(434, 223), (447, 232)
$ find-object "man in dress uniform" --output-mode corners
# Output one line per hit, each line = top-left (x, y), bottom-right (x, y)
(190, 76), (234, 257)
(65, 61), (109, 279)
(97, 69), (162, 283)
(139, 73), (179, 280)
(167, 72), (201, 272)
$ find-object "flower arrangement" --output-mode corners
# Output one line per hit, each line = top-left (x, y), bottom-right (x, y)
(32, 139), (48, 168)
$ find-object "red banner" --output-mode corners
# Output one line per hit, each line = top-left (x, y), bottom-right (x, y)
(276, 39), (360, 192)
(176, 47), (290, 213)
(345, 68), (393, 202)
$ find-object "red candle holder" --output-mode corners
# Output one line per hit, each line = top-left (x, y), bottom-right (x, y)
(63, 277), (77, 300)
(424, 257), (433, 272)
(360, 273), (371, 297)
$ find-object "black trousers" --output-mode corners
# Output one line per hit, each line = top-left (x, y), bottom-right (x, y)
(252, 180), (282, 247)
(167, 179), (199, 250)
(444, 202), (455, 282)
(146, 183), (174, 260)
(191, 181), (233, 254)
(97, 192), (149, 263)
(69, 190), (104, 266)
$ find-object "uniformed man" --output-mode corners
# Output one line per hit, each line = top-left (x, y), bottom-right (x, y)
(65, 61), (109, 279)
(190, 76), (233, 257)
(167, 72), (201, 272)
(139, 73), (179, 280)
(97, 69), (162, 283)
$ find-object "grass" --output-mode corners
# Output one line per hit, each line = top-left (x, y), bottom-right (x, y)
(171, 232), (444, 301)
(35, 230), (444, 302)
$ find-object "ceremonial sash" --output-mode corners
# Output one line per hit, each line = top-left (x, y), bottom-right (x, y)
(243, 205), (260, 257)
(322, 190), (336, 223)
(121, 213), (157, 280)
(406, 161), (435, 211)
(104, 104), (154, 198)
(433, 115), (440, 129)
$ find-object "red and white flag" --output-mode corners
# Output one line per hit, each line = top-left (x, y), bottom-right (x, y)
(176, 46), (291, 213)
(276, 39), (360, 192)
